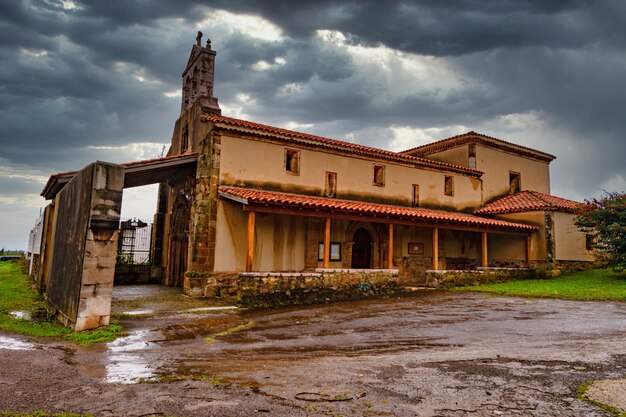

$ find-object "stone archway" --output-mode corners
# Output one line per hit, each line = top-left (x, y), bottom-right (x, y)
(343, 221), (386, 269)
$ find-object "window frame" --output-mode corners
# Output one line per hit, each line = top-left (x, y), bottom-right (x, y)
(509, 171), (521, 194)
(284, 148), (301, 175)
(412, 184), (419, 207)
(373, 164), (385, 187)
(444, 175), (454, 196)
(318, 242), (342, 261)
(325, 171), (337, 198)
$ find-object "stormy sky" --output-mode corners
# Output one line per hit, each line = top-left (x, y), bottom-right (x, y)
(1, 0), (625, 249)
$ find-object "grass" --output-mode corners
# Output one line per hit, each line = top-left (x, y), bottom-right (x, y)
(455, 268), (626, 301)
(0, 261), (125, 344)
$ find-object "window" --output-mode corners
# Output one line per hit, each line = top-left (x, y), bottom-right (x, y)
(468, 144), (476, 168)
(585, 234), (594, 251)
(284, 149), (300, 175)
(444, 176), (454, 196)
(373, 165), (385, 186)
(318, 242), (342, 261)
(509, 172), (521, 194)
(325, 171), (337, 198)
(412, 184), (419, 207)
(181, 124), (189, 153)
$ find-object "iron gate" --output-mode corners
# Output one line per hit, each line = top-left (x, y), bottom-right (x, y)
(115, 218), (153, 284)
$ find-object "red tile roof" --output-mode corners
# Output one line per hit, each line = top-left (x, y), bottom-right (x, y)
(203, 114), (483, 177)
(218, 186), (537, 232)
(401, 131), (556, 163)
(475, 190), (581, 215)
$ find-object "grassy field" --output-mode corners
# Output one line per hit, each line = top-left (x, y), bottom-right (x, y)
(457, 268), (626, 301)
(0, 260), (124, 344)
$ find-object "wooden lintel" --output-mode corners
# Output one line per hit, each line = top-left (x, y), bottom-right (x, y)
(241, 204), (533, 235)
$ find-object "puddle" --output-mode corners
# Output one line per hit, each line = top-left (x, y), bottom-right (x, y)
(0, 335), (36, 350)
(124, 309), (157, 316)
(105, 352), (156, 383)
(185, 306), (238, 313)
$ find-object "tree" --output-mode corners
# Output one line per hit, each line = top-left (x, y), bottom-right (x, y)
(575, 191), (626, 270)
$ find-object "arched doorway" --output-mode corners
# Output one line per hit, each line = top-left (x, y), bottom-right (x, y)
(351, 228), (372, 269)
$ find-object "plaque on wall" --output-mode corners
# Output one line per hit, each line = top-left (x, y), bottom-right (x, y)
(408, 242), (424, 255)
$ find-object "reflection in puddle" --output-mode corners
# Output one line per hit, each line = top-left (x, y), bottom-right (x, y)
(103, 329), (161, 383)
(0, 335), (36, 350)
(105, 353), (155, 383)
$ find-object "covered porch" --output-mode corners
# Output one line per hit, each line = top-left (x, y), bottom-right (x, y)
(216, 187), (537, 286)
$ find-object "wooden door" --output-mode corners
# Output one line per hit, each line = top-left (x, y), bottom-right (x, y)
(351, 228), (372, 269)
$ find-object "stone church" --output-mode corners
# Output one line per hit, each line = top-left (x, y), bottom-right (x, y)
(37, 33), (593, 330)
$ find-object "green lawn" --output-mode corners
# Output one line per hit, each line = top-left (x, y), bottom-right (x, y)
(456, 268), (626, 301)
(0, 261), (124, 344)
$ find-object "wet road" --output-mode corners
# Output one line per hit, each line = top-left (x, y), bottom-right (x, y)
(1, 291), (626, 416)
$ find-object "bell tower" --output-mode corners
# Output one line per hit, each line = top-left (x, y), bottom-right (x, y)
(181, 31), (221, 115)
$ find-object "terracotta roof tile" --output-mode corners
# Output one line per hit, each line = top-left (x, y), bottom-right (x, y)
(401, 131), (556, 162)
(219, 186), (537, 232)
(203, 114), (483, 177)
(475, 190), (581, 215)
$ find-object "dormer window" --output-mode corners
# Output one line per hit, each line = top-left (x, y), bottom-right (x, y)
(509, 172), (521, 194)
(284, 149), (300, 175)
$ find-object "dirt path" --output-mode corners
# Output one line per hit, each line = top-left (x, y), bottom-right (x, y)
(1, 292), (625, 416)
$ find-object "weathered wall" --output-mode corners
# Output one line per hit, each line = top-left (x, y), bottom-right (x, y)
(493, 211), (546, 261)
(476, 145), (551, 202)
(553, 211), (595, 262)
(488, 233), (526, 262)
(423, 145), (470, 168)
(214, 199), (307, 272)
(425, 268), (536, 288)
(219, 135), (483, 211)
(45, 162), (123, 331)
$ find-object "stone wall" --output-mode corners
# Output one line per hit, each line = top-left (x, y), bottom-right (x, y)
(185, 269), (399, 308)
(424, 268), (536, 288)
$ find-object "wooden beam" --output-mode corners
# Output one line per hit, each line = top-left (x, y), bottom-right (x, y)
(246, 211), (255, 272)
(388, 223), (394, 269)
(323, 217), (331, 268)
(525, 235), (532, 267)
(481, 231), (488, 268)
(241, 205), (533, 235)
(432, 227), (439, 270)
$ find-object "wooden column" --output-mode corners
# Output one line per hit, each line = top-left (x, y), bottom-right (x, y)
(481, 231), (488, 268)
(525, 235), (532, 267)
(432, 227), (439, 270)
(246, 211), (255, 272)
(323, 217), (331, 268)
(387, 224), (394, 269)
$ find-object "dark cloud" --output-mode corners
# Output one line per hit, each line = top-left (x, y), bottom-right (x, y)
(0, 0), (624, 248)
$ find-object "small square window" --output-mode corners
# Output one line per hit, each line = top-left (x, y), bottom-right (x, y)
(585, 234), (594, 251)
(412, 184), (419, 207)
(318, 242), (342, 261)
(284, 149), (300, 175)
(509, 172), (521, 194)
(444, 176), (454, 196)
(373, 165), (385, 186)
(325, 171), (337, 198)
